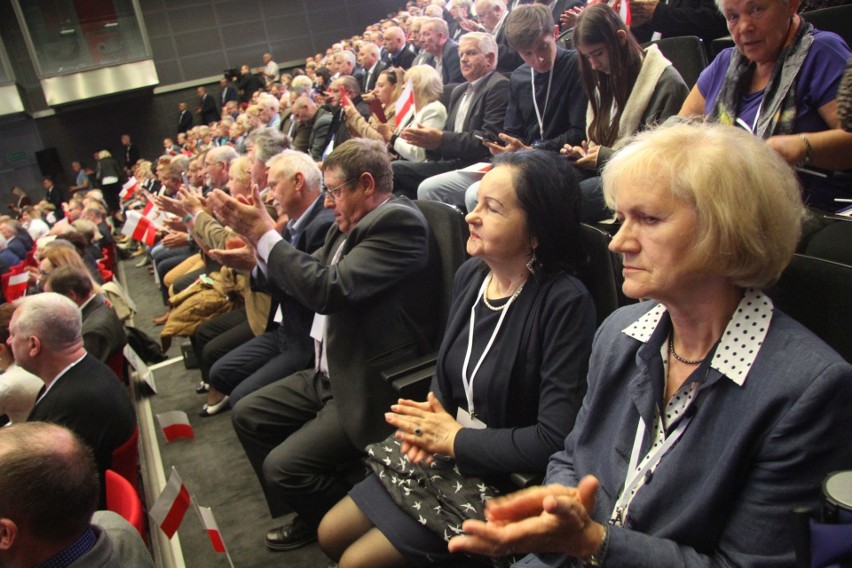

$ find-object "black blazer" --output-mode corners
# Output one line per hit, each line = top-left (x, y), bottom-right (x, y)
(199, 94), (219, 125)
(428, 39), (464, 84)
(28, 354), (136, 506)
(260, 197), (440, 449)
(390, 45), (417, 70)
(81, 295), (127, 362)
(426, 70), (510, 164)
(220, 84), (238, 106)
(178, 109), (193, 134)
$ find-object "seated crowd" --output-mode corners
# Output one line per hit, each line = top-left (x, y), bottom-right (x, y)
(1, 0), (851, 566)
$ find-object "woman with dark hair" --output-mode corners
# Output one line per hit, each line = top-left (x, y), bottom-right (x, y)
(561, 3), (688, 222)
(344, 68), (405, 141)
(318, 150), (596, 567)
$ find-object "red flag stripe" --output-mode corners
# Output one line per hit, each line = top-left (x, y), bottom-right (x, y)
(163, 423), (194, 442)
(159, 484), (190, 538)
(207, 529), (226, 553)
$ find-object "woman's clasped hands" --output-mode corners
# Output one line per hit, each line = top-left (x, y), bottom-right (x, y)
(385, 392), (463, 465)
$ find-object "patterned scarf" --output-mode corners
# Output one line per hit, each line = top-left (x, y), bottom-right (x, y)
(710, 19), (814, 138)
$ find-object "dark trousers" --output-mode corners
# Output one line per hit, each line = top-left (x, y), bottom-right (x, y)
(191, 308), (253, 382)
(231, 369), (363, 528)
(208, 324), (313, 408)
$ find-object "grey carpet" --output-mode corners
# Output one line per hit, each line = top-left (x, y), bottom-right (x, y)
(123, 257), (331, 568)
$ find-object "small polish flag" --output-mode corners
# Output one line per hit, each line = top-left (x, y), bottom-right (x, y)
(149, 468), (191, 538)
(5, 271), (29, 301)
(613, 0), (631, 25)
(120, 177), (140, 201)
(394, 79), (416, 128)
(156, 410), (195, 442)
(198, 506), (227, 553)
(122, 210), (157, 246)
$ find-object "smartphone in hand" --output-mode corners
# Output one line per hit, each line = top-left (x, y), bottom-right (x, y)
(369, 98), (387, 123)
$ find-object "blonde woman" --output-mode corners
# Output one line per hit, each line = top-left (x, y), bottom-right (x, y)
(380, 65), (447, 162)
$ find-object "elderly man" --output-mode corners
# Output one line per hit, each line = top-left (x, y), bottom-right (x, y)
(204, 145), (239, 192)
(421, 16), (464, 83)
(393, 32), (509, 201)
(202, 151), (334, 415)
(0, 423), (153, 567)
(45, 266), (127, 363)
(476, 0), (524, 72)
(292, 96), (334, 162)
(0, 221), (29, 264)
(257, 92), (282, 130)
(208, 139), (439, 551)
(383, 25), (417, 69)
(358, 43), (386, 93)
(16, 293), (136, 507)
(261, 52), (280, 83)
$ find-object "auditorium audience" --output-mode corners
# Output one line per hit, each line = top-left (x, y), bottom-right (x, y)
(319, 149), (596, 567)
(344, 68), (405, 142)
(447, 122), (852, 567)
(210, 139), (439, 551)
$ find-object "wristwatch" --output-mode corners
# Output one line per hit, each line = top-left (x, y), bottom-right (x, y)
(583, 523), (609, 567)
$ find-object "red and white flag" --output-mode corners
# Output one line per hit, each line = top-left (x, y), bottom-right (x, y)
(394, 79), (416, 128)
(4, 271), (29, 301)
(120, 177), (140, 201)
(613, 0), (631, 25)
(122, 210), (157, 246)
(198, 506), (227, 553)
(149, 468), (191, 538)
(156, 410), (195, 442)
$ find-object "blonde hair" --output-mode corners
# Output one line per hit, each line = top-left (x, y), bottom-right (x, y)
(404, 64), (443, 106)
(41, 246), (101, 293)
(602, 122), (805, 289)
(229, 155), (252, 184)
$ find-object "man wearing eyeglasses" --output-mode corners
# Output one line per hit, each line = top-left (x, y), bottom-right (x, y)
(208, 138), (439, 552)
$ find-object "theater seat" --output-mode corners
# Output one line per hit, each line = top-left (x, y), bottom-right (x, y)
(105, 469), (145, 540)
(111, 425), (139, 489)
(641, 36), (708, 89)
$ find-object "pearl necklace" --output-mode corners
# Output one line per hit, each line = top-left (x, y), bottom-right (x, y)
(482, 273), (526, 312)
(668, 333), (705, 365)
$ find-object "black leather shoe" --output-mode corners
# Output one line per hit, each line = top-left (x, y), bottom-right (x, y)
(265, 516), (316, 551)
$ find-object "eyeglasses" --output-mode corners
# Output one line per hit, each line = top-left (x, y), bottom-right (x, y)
(323, 177), (357, 202)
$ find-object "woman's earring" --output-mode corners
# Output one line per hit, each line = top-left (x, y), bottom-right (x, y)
(526, 253), (536, 274)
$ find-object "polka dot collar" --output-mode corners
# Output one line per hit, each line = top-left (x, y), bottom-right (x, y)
(622, 289), (774, 386)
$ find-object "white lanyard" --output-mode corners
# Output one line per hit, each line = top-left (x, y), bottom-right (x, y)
(461, 275), (520, 419)
(530, 66), (554, 141)
(610, 381), (699, 526)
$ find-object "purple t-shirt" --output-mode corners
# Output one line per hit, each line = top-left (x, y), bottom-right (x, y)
(697, 30), (851, 211)
(698, 30), (850, 134)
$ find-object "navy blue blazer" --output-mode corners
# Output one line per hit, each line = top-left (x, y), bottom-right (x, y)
(521, 299), (852, 567)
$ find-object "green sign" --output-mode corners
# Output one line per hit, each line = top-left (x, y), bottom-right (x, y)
(7, 151), (27, 163)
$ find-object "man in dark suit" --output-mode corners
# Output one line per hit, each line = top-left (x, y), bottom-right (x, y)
(42, 176), (66, 213)
(422, 17), (464, 83)
(197, 86), (219, 125)
(45, 266), (127, 363)
(219, 77), (238, 108)
(16, 293), (136, 507)
(177, 101), (193, 134)
(205, 152), (334, 411)
(0, 220), (29, 262)
(383, 26), (417, 70)
(238, 64), (266, 105)
(357, 43), (386, 93)
(393, 32), (509, 201)
(209, 139), (439, 552)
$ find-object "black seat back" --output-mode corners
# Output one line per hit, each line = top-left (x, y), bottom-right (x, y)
(642, 35), (708, 89)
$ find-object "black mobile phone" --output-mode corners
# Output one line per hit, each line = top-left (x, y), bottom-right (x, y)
(475, 132), (504, 146)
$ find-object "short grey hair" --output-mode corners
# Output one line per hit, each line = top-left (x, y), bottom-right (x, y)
(249, 127), (291, 164)
(267, 150), (323, 193)
(257, 92), (280, 113)
(207, 145), (239, 167)
(460, 32), (499, 66)
(15, 292), (82, 350)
